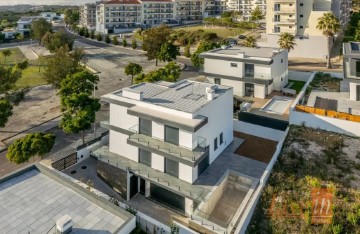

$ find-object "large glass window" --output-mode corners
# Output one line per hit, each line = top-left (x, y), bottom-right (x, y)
(165, 126), (179, 145)
(245, 63), (254, 78)
(356, 61), (360, 77)
(139, 149), (151, 167)
(220, 132), (223, 145)
(139, 118), (152, 136)
(165, 158), (179, 178)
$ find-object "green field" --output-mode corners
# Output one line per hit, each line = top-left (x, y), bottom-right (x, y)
(0, 48), (47, 89)
(175, 25), (246, 38)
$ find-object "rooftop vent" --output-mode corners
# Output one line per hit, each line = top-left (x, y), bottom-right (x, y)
(56, 214), (72, 234)
(123, 88), (143, 101)
(206, 87), (215, 100)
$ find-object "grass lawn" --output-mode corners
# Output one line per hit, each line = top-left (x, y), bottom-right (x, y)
(288, 79), (306, 94)
(0, 47), (27, 65)
(247, 126), (360, 233)
(15, 66), (47, 89)
(175, 25), (246, 38)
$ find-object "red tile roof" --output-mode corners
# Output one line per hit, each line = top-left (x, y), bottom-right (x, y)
(101, 0), (141, 4)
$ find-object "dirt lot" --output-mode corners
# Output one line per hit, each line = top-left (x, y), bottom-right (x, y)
(247, 126), (360, 233)
(234, 131), (278, 163)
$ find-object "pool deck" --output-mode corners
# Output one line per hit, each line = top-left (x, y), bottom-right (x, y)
(237, 91), (294, 121)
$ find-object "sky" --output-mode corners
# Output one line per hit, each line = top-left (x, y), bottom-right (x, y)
(0, 0), (95, 6)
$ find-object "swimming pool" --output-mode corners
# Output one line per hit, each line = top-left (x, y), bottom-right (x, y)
(261, 96), (294, 115)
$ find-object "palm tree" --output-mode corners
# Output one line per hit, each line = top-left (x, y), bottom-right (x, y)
(278, 32), (296, 52)
(317, 12), (341, 69)
(2, 49), (12, 65)
(243, 36), (257, 48)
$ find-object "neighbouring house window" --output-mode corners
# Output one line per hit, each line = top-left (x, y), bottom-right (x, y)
(214, 78), (221, 85)
(231, 63), (237, 67)
(245, 63), (255, 78)
(300, 3), (304, 6)
(299, 25), (303, 29)
(214, 137), (218, 151)
(281, 59), (283, 63)
(220, 133), (223, 145)
(274, 15), (280, 22)
(139, 149), (152, 167)
(165, 126), (179, 145)
(274, 26), (280, 33)
(139, 118), (152, 136)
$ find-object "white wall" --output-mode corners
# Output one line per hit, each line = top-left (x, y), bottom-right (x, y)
(118, 217), (136, 234)
(290, 110), (360, 137)
(233, 120), (284, 141)
(288, 71), (313, 82)
(179, 129), (194, 149)
(151, 153), (164, 172)
(109, 131), (138, 162)
(110, 104), (138, 132)
(179, 163), (194, 183)
(195, 89), (234, 163)
(204, 58), (244, 78)
(254, 84), (266, 98)
(349, 82), (358, 101)
(152, 122), (164, 140)
(208, 77), (245, 96)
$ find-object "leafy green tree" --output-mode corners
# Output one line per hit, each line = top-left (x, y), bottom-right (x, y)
(317, 12), (341, 69)
(0, 99), (12, 128)
(96, 33), (103, 41)
(0, 65), (22, 92)
(243, 36), (257, 48)
(132, 39), (137, 49)
(250, 6), (264, 27)
(42, 30), (74, 52)
(135, 62), (180, 84)
(142, 24), (172, 66)
(105, 34), (111, 44)
(0, 33), (4, 43)
(122, 37), (127, 47)
(113, 36), (119, 45)
(59, 71), (101, 144)
(64, 8), (80, 26)
(191, 41), (220, 67)
(278, 32), (296, 52)
(16, 34), (24, 45)
(184, 44), (191, 58)
(158, 42), (179, 63)
(124, 63), (143, 85)
(44, 45), (84, 88)
(78, 27), (85, 36)
(90, 30), (95, 39)
(2, 49), (11, 65)
(6, 132), (56, 164)
(31, 18), (52, 43)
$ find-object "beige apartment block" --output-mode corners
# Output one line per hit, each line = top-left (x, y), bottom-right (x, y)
(176, 0), (204, 22)
(226, 0), (266, 20)
(80, 3), (97, 30)
(142, 0), (176, 26)
(260, 0), (351, 59)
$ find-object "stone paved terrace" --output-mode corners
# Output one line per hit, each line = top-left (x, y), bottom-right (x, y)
(0, 165), (134, 234)
(307, 90), (360, 115)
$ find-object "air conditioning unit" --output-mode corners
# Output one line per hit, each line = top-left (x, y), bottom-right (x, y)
(56, 215), (73, 234)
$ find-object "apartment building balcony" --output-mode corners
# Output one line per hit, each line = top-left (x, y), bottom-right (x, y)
(273, 0), (295, 2)
(273, 8), (295, 13)
(272, 28), (296, 34)
(127, 132), (209, 167)
(272, 18), (296, 25)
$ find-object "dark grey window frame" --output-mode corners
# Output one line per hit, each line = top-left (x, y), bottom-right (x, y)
(139, 149), (152, 167)
(214, 137), (218, 151)
(220, 133), (223, 145)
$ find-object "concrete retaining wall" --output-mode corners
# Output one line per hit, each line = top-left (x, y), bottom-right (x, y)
(233, 120), (284, 142)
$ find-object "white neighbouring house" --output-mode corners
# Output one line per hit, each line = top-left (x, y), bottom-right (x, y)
(16, 16), (43, 36)
(200, 46), (289, 99)
(343, 42), (360, 101)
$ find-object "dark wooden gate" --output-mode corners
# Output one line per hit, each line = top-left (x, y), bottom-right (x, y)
(52, 153), (77, 171)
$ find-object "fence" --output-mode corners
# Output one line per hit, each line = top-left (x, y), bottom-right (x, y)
(77, 131), (109, 151)
(51, 152), (77, 171)
(295, 105), (360, 123)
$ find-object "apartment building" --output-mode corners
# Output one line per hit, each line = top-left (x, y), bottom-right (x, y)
(226, 0), (266, 20)
(343, 42), (360, 101)
(200, 46), (288, 98)
(80, 3), (97, 29)
(176, 0), (204, 22)
(142, 0), (176, 25)
(259, 0), (351, 58)
(96, 0), (143, 34)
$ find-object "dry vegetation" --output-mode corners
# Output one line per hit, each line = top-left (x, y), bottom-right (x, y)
(247, 126), (360, 234)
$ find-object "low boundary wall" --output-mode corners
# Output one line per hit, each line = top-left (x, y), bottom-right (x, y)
(233, 120), (285, 141)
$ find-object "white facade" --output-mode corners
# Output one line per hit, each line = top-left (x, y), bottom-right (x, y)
(343, 42), (360, 101)
(16, 16), (43, 35)
(226, 0), (266, 20)
(104, 80), (233, 184)
(260, 0), (351, 59)
(200, 46), (288, 98)
(40, 12), (58, 22)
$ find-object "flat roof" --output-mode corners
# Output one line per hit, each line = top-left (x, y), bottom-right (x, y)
(0, 164), (133, 233)
(104, 80), (232, 113)
(202, 46), (285, 59)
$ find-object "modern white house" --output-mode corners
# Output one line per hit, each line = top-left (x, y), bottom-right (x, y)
(94, 80), (233, 213)
(200, 46), (289, 99)
(343, 42), (360, 101)
(39, 12), (58, 22)
(16, 16), (43, 36)
(1, 28), (17, 39)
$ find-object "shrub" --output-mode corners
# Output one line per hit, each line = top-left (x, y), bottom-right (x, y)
(113, 36), (119, 45)
(200, 32), (218, 41)
(96, 33), (102, 41)
(123, 37), (127, 47)
(184, 44), (191, 58)
(132, 39), (137, 49)
(105, 35), (111, 44)
(90, 30), (95, 39)
(16, 60), (29, 70)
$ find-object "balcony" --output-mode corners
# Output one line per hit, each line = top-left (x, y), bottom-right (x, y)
(244, 72), (271, 80)
(273, 18), (296, 25)
(127, 130), (209, 167)
(273, 8), (295, 13)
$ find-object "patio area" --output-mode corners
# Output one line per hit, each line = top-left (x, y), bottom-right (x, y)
(234, 91), (295, 121)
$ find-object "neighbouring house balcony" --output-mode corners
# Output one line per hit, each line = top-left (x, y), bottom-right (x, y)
(127, 131), (209, 167)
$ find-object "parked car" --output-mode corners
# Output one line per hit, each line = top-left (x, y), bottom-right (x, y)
(238, 35), (246, 39)
(226, 38), (238, 46)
